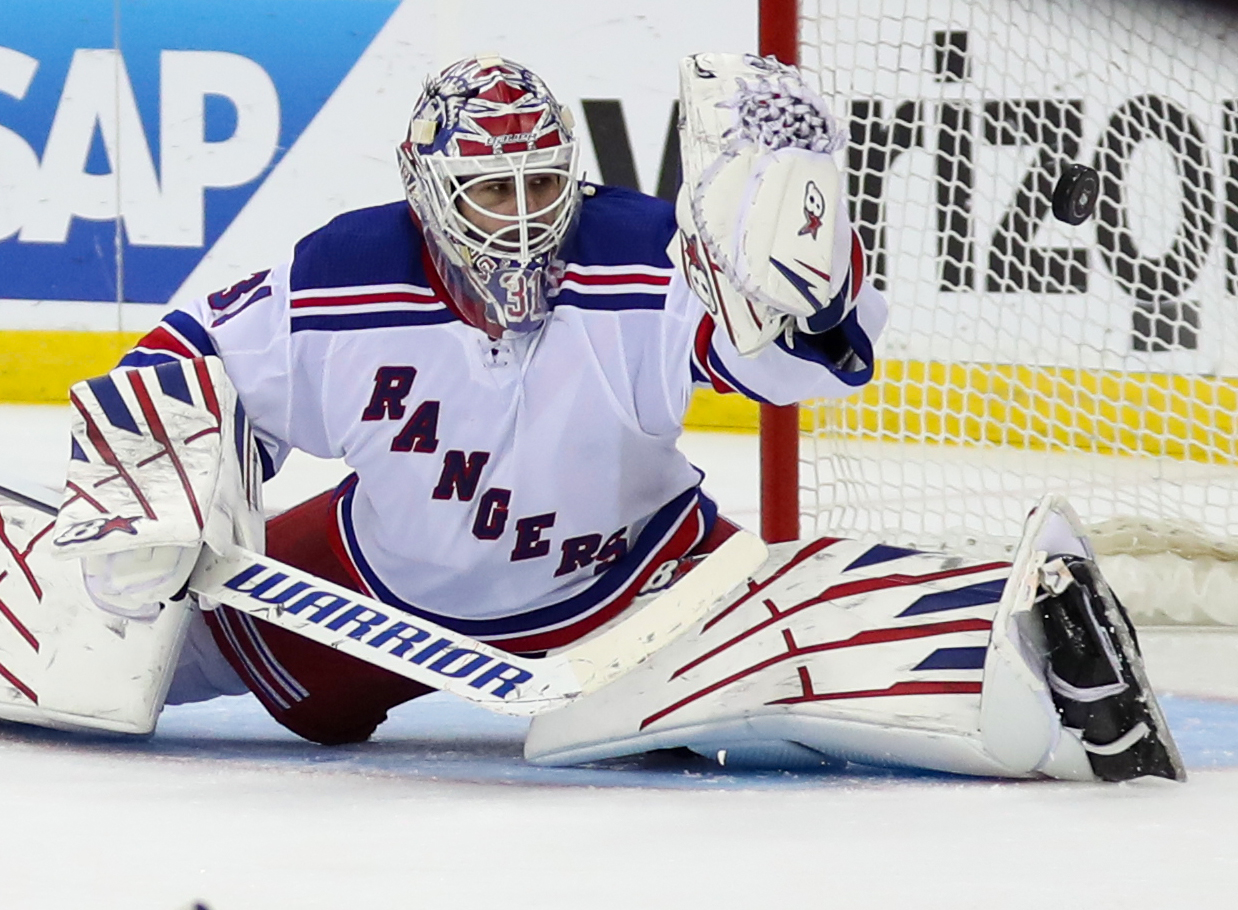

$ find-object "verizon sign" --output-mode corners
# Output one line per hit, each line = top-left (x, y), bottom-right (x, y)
(809, 0), (1238, 375)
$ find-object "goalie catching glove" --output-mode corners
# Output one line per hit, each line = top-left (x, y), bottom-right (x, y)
(671, 53), (861, 355)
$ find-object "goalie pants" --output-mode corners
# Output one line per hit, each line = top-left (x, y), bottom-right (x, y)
(202, 487), (739, 745)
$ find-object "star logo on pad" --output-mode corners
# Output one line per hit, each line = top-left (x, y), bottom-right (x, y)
(798, 180), (827, 240)
(53, 515), (143, 547)
(99, 516), (141, 537)
(682, 233), (706, 274)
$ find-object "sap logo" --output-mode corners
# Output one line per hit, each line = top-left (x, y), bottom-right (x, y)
(0, 47), (278, 250)
(0, 0), (398, 304)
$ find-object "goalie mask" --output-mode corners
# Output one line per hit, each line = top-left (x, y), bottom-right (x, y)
(398, 55), (581, 336)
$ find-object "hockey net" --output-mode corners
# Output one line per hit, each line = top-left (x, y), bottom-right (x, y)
(785, 0), (1238, 624)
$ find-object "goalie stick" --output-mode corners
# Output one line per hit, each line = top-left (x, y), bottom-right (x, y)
(1, 478), (767, 718)
(191, 534), (766, 716)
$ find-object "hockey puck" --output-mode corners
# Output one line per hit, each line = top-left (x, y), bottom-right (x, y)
(1052, 163), (1099, 225)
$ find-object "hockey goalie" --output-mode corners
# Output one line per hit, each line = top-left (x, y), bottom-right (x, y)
(0, 53), (1182, 784)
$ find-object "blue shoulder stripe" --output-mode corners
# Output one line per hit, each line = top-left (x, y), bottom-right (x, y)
(552, 289), (666, 312)
(164, 310), (218, 358)
(291, 310), (457, 333)
(119, 351), (179, 368)
(290, 202), (424, 292)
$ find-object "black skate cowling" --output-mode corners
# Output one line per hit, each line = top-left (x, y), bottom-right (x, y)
(1035, 556), (1186, 783)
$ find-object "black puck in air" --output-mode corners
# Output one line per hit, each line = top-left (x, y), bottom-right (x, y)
(1052, 163), (1099, 225)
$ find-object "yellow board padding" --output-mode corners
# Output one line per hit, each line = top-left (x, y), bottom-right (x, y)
(683, 387), (760, 432)
(834, 360), (1238, 463)
(682, 388), (819, 433)
(0, 331), (143, 403)
(1, 330), (1235, 466)
(686, 361), (1238, 464)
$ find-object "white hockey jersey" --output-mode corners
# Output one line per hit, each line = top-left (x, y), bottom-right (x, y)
(123, 186), (887, 651)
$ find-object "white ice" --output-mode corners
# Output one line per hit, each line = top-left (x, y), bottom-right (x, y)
(2, 404), (1237, 910)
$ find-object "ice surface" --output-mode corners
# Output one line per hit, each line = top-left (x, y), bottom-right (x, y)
(2, 404), (1237, 910)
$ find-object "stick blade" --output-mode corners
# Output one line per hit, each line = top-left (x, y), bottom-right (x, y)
(0, 478), (61, 515)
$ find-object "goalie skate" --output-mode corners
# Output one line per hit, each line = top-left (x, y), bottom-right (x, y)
(1036, 555), (1186, 782)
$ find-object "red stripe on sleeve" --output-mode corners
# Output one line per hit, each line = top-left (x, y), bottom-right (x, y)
(135, 326), (196, 359)
(290, 290), (438, 309)
(562, 271), (671, 287)
(693, 316), (737, 394)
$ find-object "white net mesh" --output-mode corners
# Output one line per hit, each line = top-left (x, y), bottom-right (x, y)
(796, 0), (1238, 622)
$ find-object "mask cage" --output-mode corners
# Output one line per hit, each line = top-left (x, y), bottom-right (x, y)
(399, 141), (581, 335)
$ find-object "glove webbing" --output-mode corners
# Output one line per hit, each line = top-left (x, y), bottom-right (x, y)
(724, 76), (845, 153)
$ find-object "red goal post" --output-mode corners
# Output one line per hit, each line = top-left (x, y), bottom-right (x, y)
(757, 0), (802, 544)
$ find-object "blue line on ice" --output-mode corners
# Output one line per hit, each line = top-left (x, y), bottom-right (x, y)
(1, 690), (1230, 791)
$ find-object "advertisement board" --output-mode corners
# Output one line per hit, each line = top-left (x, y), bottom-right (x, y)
(0, 0), (755, 400)
(811, 0), (1238, 378)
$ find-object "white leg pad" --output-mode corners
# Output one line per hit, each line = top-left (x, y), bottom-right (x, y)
(527, 496), (1098, 781)
(0, 488), (191, 734)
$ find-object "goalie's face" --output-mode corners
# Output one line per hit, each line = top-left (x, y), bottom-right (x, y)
(459, 172), (568, 240)
(398, 55), (581, 337)
(438, 146), (578, 260)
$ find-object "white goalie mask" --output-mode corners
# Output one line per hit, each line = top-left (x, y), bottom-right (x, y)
(398, 55), (582, 336)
